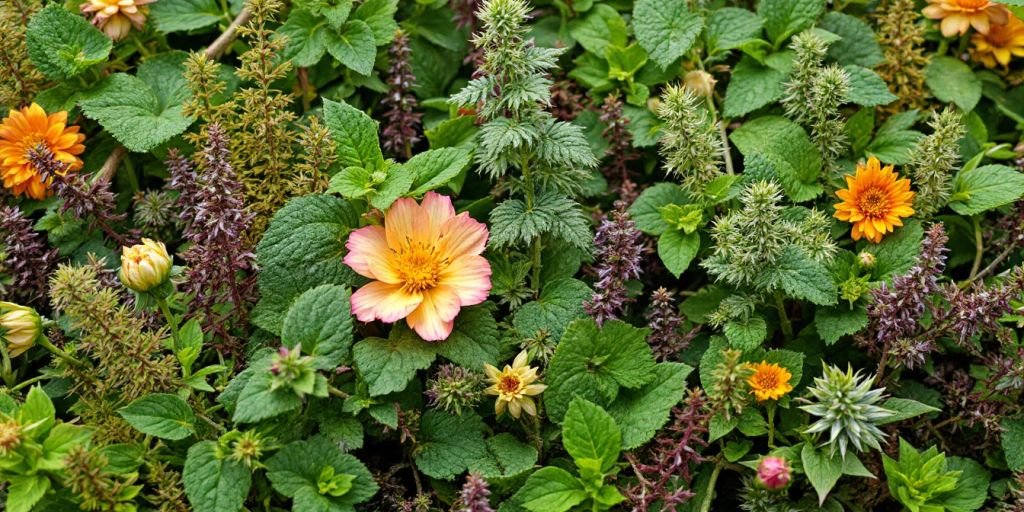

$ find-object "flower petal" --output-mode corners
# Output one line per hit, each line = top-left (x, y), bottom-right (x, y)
(405, 285), (461, 341)
(351, 281), (422, 323)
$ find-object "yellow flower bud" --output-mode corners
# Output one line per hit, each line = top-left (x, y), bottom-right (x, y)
(857, 251), (877, 269)
(119, 238), (172, 292)
(684, 70), (717, 98)
(0, 302), (41, 358)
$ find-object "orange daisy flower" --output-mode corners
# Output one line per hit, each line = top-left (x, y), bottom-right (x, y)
(834, 157), (915, 244)
(81, 0), (157, 41)
(344, 192), (492, 341)
(0, 103), (85, 200)
(746, 361), (794, 402)
(970, 13), (1024, 68)
(923, 0), (1009, 37)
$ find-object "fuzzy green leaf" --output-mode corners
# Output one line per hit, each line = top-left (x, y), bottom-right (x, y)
(1002, 417), (1024, 472)
(489, 193), (593, 251)
(282, 284), (354, 369)
(413, 410), (488, 480)
(5, 475), (50, 512)
(926, 56), (982, 112)
(353, 328), (437, 397)
(815, 304), (868, 345)
(323, 99), (385, 171)
(26, 5), (111, 80)
(845, 66), (897, 107)
(760, 246), (838, 305)
(658, 229), (700, 278)
(568, 4), (628, 56)
(818, 12), (884, 67)
(723, 56), (787, 118)
(278, 9), (329, 67)
(350, 0), (397, 45)
(730, 116), (823, 202)
(119, 393), (196, 440)
(516, 467), (587, 512)
(563, 398), (621, 472)
(183, 441), (252, 512)
(469, 433), (539, 479)
(940, 457), (990, 512)
(724, 315), (768, 350)
(434, 304), (500, 369)
(608, 362), (693, 449)
(706, 7), (763, 54)
(633, 0), (704, 69)
(150, 0), (223, 33)
(405, 147), (472, 195)
(231, 355), (305, 423)
(266, 437), (378, 510)
(758, 0), (826, 45)
(513, 278), (591, 340)
(628, 183), (691, 236)
(325, 20), (377, 76)
(948, 165), (1024, 215)
(252, 195), (361, 334)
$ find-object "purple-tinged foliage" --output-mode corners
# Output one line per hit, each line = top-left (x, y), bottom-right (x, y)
(453, 473), (494, 512)
(0, 204), (58, 305)
(646, 287), (698, 362)
(381, 29), (422, 161)
(599, 94), (641, 193)
(584, 204), (643, 325)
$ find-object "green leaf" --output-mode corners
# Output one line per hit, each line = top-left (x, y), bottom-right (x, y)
(632, 0), (704, 69)
(78, 65), (194, 152)
(20, 386), (55, 435)
(865, 219), (923, 280)
(278, 9), (329, 67)
(489, 193), (593, 252)
(434, 304), (500, 369)
(563, 398), (621, 473)
(413, 410), (488, 480)
(876, 398), (940, 425)
(760, 246), (837, 305)
(231, 355), (304, 423)
(866, 129), (924, 165)
(5, 475), (50, 512)
(183, 441), (252, 512)
(730, 116), (823, 202)
(657, 229), (700, 278)
(513, 278), (591, 340)
(568, 4), (627, 56)
(469, 433), (539, 479)
(405, 147), (472, 195)
(39, 423), (91, 471)
(926, 56), (982, 112)
(706, 7), (763, 54)
(948, 164), (1024, 215)
(628, 183), (690, 235)
(252, 195), (361, 334)
(724, 315), (768, 350)
(815, 303), (868, 345)
(546, 318), (657, 422)
(350, 0), (397, 45)
(118, 393), (196, 440)
(353, 328), (437, 397)
(282, 284), (354, 369)
(802, 442), (843, 505)
(150, 0), (223, 33)
(266, 437), (378, 510)
(941, 457), (991, 512)
(845, 66), (897, 107)
(1002, 416), (1024, 472)
(758, 0), (826, 45)
(323, 98), (385, 171)
(817, 12), (884, 67)
(724, 56), (787, 118)
(516, 467), (587, 512)
(26, 5), (111, 80)
(325, 20), (377, 76)
(608, 362), (693, 449)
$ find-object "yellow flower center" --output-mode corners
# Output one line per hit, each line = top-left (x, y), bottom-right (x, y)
(856, 188), (890, 218)
(394, 241), (446, 293)
(752, 372), (780, 391)
(498, 374), (522, 395)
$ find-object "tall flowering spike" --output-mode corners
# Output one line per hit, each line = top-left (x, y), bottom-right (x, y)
(483, 350), (546, 418)
(876, 0), (930, 113)
(646, 287), (694, 361)
(909, 108), (965, 218)
(345, 192), (492, 341)
(970, 12), (1024, 68)
(0, 103), (85, 200)
(584, 205), (643, 325)
(656, 83), (723, 198)
(454, 473), (495, 512)
(923, 0), (1009, 37)
(599, 94), (640, 188)
(834, 156), (916, 243)
(0, 205), (58, 305)
(80, 0), (156, 40)
(381, 29), (423, 160)
(800, 364), (894, 458)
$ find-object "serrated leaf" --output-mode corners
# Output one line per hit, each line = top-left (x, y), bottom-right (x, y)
(252, 195), (361, 334)
(282, 284), (354, 369)
(948, 164), (1024, 215)
(845, 66), (897, 107)
(760, 246), (838, 305)
(266, 437), (378, 509)
(351, 0), (397, 45)
(489, 193), (593, 251)
(326, 20), (377, 76)
(513, 278), (591, 340)
(5, 475), (50, 512)
(119, 393), (196, 440)
(628, 183), (690, 235)
(278, 9), (329, 67)
(608, 362), (692, 449)
(353, 328), (437, 397)
(516, 467), (587, 512)
(815, 303), (868, 345)
(731, 116), (823, 202)
(706, 7), (763, 54)
(633, 0), (704, 69)
(658, 229), (700, 278)
(724, 315), (768, 350)
(568, 4), (627, 56)
(926, 56), (982, 112)
(724, 56), (787, 118)
(232, 355), (304, 423)
(405, 147), (471, 195)
(818, 12), (884, 67)
(26, 5), (111, 80)
(183, 441), (252, 512)
(413, 410), (487, 480)
(323, 98), (385, 171)
(434, 304), (500, 368)
(758, 0), (826, 45)
(564, 398), (621, 472)
(469, 433), (539, 479)
(78, 71), (193, 152)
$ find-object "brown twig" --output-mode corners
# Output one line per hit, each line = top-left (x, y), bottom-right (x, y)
(205, 8), (251, 60)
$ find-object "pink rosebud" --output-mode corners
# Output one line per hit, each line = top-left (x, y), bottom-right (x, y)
(756, 456), (791, 490)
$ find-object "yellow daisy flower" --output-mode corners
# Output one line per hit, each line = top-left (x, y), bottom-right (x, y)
(747, 361), (794, 402)
(970, 13), (1024, 68)
(834, 156), (915, 244)
(484, 351), (546, 418)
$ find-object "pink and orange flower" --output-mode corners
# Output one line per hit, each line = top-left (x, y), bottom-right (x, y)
(344, 192), (492, 341)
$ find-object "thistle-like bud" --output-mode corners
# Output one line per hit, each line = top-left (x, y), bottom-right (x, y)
(219, 430), (271, 469)
(858, 251), (877, 269)
(657, 83), (724, 198)
(708, 349), (752, 420)
(756, 457), (791, 490)
(800, 364), (894, 458)
(425, 364), (484, 415)
(0, 302), (41, 358)
(269, 345), (317, 396)
(119, 238), (172, 293)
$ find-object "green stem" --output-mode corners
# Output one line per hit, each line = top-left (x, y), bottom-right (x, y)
(774, 293), (793, 342)
(967, 216), (984, 282)
(157, 298), (182, 354)
(38, 335), (83, 367)
(0, 344), (13, 387)
(328, 385), (349, 399)
(520, 150), (543, 292)
(767, 402), (777, 448)
(698, 458), (725, 512)
(10, 374), (48, 391)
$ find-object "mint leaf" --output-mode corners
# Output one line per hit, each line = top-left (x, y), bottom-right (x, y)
(609, 362), (693, 449)
(845, 66), (897, 107)
(818, 12), (884, 67)
(150, 0), (223, 33)
(469, 433), (539, 479)
(568, 4), (628, 56)
(724, 315), (768, 350)
(724, 56), (787, 118)
(802, 442), (843, 505)
(232, 355), (305, 423)
(5, 475), (50, 512)
(926, 56), (982, 112)
(252, 195), (361, 334)
(26, 5), (111, 80)
(323, 99), (385, 171)
(758, 0), (825, 45)
(940, 457), (990, 512)
(78, 68), (193, 152)
(406, 147), (472, 195)
(325, 20), (377, 76)
(1002, 417), (1024, 472)
(266, 437), (377, 510)
(815, 304), (868, 345)
(517, 467), (587, 512)
(730, 116), (823, 202)
(353, 327), (437, 397)
(183, 441), (252, 512)
(633, 0), (704, 69)
(760, 246), (838, 305)
(563, 398), (621, 472)
(350, 0), (397, 45)
(278, 9), (329, 67)
(282, 284), (354, 369)
(513, 278), (591, 340)
(706, 7), (763, 54)
(118, 393), (196, 440)
(628, 183), (690, 235)
(413, 410), (488, 480)
(658, 229), (700, 278)
(948, 164), (1024, 215)
(434, 304), (500, 369)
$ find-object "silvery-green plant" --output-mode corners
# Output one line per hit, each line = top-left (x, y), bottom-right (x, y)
(800, 364), (894, 458)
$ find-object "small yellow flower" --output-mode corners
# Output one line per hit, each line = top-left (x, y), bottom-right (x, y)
(81, 0), (157, 41)
(746, 361), (794, 402)
(0, 302), (41, 358)
(834, 156), (915, 244)
(923, 0), (1010, 37)
(970, 13), (1024, 68)
(484, 351), (546, 418)
(119, 238), (172, 292)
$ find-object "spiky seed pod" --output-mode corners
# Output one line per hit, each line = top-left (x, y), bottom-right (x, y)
(703, 180), (788, 287)
(909, 108), (965, 218)
(425, 364), (485, 415)
(800, 364), (894, 458)
(656, 83), (723, 199)
(646, 287), (695, 361)
(783, 32), (829, 126)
